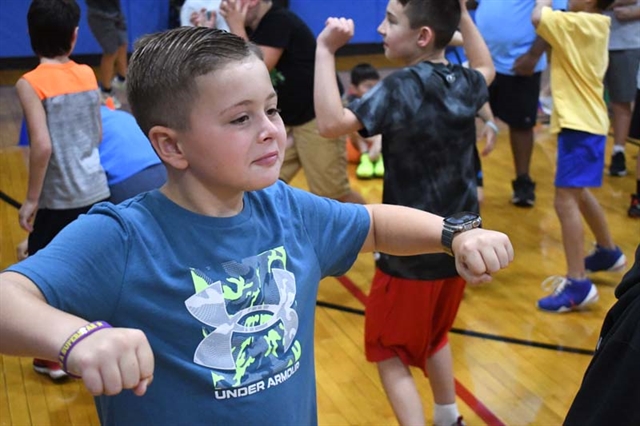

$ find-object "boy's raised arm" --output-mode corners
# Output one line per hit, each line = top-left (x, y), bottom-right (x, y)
(361, 205), (514, 285)
(458, 0), (495, 85)
(314, 17), (364, 138)
(0, 271), (154, 396)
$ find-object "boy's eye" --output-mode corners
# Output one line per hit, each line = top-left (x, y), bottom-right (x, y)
(231, 115), (249, 124)
(267, 108), (281, 117)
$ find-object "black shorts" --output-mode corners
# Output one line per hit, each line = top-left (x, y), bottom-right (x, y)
(489, 72), (541, 130)
(28, 202), (107, 255)
(630, 89), (640, 140)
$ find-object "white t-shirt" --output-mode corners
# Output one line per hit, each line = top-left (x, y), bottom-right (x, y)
(180, 0), (229, 32)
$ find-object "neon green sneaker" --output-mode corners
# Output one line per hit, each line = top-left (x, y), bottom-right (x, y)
(373, 155), (384, 178)
(356, 154), (374, 179)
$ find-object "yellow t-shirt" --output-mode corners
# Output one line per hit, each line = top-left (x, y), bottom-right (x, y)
(536, 7), (610, 135)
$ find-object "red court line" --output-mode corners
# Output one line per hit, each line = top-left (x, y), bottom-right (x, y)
(335, 275), (368, 305)
(334, 274), (505, 426)
(455, 379), (505, 426)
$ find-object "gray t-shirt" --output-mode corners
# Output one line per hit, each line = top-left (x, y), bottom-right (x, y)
(606, 0), (640, 50)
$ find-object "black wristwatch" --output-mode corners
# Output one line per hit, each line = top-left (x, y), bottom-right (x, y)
(441, 212), (482, 256)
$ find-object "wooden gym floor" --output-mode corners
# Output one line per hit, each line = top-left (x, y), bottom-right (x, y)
(0, 58), (639, 425)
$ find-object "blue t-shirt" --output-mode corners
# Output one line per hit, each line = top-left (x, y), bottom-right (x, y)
(8, 181), (370, 426)
(19, 107), (162, 186)
(475, 0), (547, 75)
(349, 62), (487, 280)
(98, 106), (162, 185)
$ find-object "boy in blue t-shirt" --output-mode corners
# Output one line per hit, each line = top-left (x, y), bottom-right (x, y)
(314, 0), (496, 424)
(0, 27), (513, 426)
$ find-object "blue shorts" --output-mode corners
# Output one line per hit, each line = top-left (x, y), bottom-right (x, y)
(555, 129), (605, 188)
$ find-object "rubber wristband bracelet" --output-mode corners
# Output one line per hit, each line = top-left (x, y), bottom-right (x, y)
(485, 120), (499, 134)
(58, 321), (112, 378)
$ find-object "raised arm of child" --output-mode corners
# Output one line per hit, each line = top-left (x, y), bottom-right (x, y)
(361, 204), (514, 284)
(16, 79), (52, 233)
(458, 0), (495, 85)
(0, 271), (154, 396)
(314, 18), (364, 138)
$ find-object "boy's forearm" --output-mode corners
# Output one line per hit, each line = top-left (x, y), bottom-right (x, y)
(477, 102), (495, 123)
(459, 11), (495, 84)
(526, 36), (549, 59)
(314, 47), (349, 137)
(0, 272), (88, 360)
(363, 204), (444, 255)
(26, 142), (51, 202)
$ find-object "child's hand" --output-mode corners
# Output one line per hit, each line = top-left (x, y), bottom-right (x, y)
(66, 327), (155, 397)
(317, 17), (354, 54)
(219, 0), (248, 32)
(451, 228), (513, 285)
(16, 238), (28, 261)
(366, 134), (382, 160)
(18, 199), (38, 233)
(512, 52), (538, 76)
(479, 122), (497, 156)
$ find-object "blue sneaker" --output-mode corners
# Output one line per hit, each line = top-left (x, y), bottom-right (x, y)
(585, 245), (626, 273)
(537, 276), (599, 313)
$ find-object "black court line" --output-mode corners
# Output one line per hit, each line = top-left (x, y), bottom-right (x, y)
(0, 191), (21, 209)
(316, 300), (595, 356)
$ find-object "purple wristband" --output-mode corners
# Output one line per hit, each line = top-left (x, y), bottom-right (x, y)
(58, 321), (112, 378)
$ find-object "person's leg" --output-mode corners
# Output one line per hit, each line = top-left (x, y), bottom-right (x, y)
(88, 13), (123, 107)
(427, 342), (462, 426)
(578, 188), (615, 249)
(555, 187), (587, 279)
(631, 154), (640, 217)
(606, 49), (640, 176)
(354, 134), (374, 179)
(378, 357), (425, 426)
(293, 119), (365, 203)
(510, 127), (534, 178)
(278, 126), (301, 183)
(490, 73), (540, 206)
(426, 342), (455, 405)
(538, 130), (602, 312)
(115, 43), (128, 80)
(99, 51), (119, 91)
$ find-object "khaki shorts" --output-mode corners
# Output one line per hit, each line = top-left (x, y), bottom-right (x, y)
(279, 118), (351, 199)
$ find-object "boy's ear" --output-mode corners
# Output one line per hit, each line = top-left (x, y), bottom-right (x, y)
(416, 26), (435, 49)
(148, 126), (189, 170)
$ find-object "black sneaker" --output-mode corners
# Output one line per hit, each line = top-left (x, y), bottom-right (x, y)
(609, 151), (627, 176)
(511, 175), (536, 207)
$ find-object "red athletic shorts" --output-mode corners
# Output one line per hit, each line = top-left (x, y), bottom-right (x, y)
(364, 268), (466, 376)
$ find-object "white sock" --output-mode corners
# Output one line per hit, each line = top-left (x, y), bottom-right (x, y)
(433, 403), (460, 426)
(612, 145), (625, 154)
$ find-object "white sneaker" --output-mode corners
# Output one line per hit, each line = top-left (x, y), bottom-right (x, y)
(100, 91), (122, 109)
(111, 76), (126, 91)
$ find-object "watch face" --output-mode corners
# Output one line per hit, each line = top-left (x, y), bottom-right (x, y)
(445, 211), (479, 226)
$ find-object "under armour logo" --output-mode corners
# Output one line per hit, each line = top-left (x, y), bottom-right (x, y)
(185, 268), (299, 370)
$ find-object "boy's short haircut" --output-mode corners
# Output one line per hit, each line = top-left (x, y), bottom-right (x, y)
(350, 63), (381, 86)
(398, 0), (460, 49)
(27, 0), (80, 58)
(127, 27), (263, 136)
(596, 0), (615, 10)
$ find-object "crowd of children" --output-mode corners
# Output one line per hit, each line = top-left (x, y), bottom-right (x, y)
(1, 0), (639, 424)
